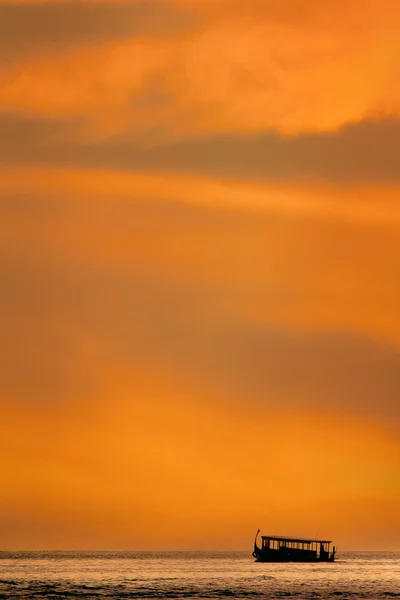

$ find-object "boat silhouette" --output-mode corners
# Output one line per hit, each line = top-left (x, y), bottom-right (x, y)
(253, 530), (336, 562)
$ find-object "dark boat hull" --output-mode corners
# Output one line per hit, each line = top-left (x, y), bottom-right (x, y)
(253, 548), (334, 563)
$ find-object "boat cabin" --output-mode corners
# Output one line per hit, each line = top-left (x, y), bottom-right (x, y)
(253, 531), (336, 562)
(262, 536), (332, 559)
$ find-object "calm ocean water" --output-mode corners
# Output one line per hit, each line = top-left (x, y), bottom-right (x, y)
(0, 551), (399, 599)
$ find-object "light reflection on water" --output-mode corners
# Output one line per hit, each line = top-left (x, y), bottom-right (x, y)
(0, 551), (399, 598)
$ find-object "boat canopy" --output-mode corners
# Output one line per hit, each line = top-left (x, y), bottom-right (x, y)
(261, 536), (332, 544)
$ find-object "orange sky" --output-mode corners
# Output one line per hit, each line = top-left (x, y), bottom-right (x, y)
(1, 0), (400, 551)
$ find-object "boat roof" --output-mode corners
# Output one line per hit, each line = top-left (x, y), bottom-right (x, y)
(261, 535), (332, 544)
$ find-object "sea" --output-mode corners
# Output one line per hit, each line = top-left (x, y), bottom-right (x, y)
(0, 551), (399, 599)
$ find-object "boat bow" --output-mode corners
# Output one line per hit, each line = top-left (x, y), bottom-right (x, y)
(253, 529), (261, 559)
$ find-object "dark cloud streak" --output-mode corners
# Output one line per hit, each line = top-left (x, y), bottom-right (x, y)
(0, 1), (196, 64)
(1, 114), (400, 184)
(103, 118), (400, 184)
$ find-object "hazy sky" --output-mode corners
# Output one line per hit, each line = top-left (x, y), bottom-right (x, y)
(1, 0), (400, 551)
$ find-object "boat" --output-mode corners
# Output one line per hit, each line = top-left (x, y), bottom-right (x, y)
(253, 530), (336, 562)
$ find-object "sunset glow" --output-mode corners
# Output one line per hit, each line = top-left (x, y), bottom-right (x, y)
(1, 0), (399, 551)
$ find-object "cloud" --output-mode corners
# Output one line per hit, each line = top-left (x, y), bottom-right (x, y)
(3, 113), (400, 185)
(2, 236), (400, 419)
(79, 118), (400, 184)
(1, 192), (399, 427)
(1, 0), (400, 134)
(0, 1), (196, 64)
(1, 0), (400, 553)
(1, 186), (399, 550)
